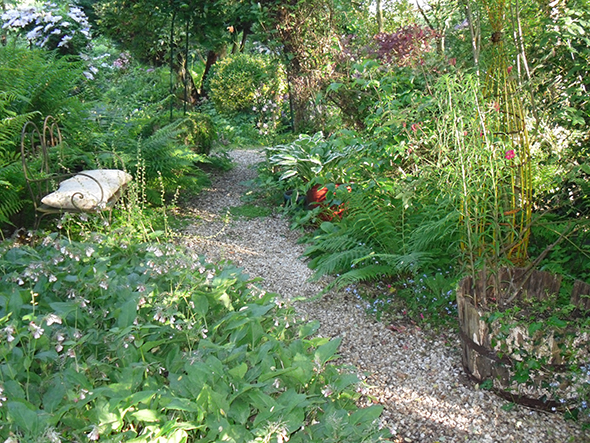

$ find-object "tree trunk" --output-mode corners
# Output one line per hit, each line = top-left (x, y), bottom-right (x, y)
(376, 0), (384, 33)
(198, 50), (219, 99)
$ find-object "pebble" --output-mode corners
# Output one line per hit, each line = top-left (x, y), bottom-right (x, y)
(180, 149), (590, 443)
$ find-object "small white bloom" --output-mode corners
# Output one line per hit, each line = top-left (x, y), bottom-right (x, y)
(87, 425), (100, 441)
(29, 321), (44, 339)
(45, 313), (62, 325)
(4, 326), (15, 343)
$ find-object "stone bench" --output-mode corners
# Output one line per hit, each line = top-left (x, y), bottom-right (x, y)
(21, 115), (132, 229)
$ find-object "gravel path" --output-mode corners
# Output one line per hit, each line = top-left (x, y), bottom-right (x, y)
(179, 149), (589, 443)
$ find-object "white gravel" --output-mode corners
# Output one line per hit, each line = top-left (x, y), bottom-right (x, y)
(179, 149), (590, 443)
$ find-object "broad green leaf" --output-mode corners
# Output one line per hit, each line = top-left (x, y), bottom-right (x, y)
(314, 337), (342, 366)
(298, 320), (320, 338)
(349, 405), (384, 426)
(124, 390), (157, 407)
(116, 295), (139, 328)
(7, 400), (43, 436)
(42, 378), (67, 413)
(49, 301), (80, 318)
(228, 362), (248, 379)
(227, 397), (251, 425)
(164, 398), (200, 413)
(192, 293), (209, 317)
(129, 408), (160, 422)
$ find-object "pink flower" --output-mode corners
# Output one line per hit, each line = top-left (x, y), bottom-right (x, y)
(507, 66), (513, 74)
(505, 149), (515, 160)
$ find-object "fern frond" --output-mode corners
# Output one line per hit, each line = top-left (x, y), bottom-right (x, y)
(308, 245), (373, 280)
(0, 151), (25, 225)
(304, 232), (360, 258)
(333, 251), (432, 288)
(333, 264), (398, 288)
(408, 207), (461, 252)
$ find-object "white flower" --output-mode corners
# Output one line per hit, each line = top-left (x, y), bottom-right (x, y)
(57, 34), (72, 47)
(29, 321), (44, 339)
(85, 246), (95, 257)
(45, 313), (62, 326)
(0, 386), (7, 406)
(4, 326), (15, 343)
(26, 25), (42, 40)
(87, 425), (100, 441)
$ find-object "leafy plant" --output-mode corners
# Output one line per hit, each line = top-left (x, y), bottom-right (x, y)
(207, 52), (287, 117)
(1, 1), (93, 56)
(181, 112), (217, 155)
(267, 132), (359, 187)
(0, 234), (390, 442)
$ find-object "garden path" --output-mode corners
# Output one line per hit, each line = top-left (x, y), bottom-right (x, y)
(179, 149), (589, 443)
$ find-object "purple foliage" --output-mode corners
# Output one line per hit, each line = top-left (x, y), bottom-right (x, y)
(372, 25), (438, 65)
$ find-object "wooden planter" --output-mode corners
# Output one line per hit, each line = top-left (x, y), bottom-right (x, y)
(457, 267), (590, 411)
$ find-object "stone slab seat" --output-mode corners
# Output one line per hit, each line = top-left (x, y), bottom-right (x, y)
(40, 169), (132, 212)
(21, 115), (132, 228)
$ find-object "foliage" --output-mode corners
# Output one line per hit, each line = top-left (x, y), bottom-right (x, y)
(527, 0), (590, 129)
(0, 45), (89, 128)
(0, 234), (390, 442)
(266, 132), (357, 187)
(94, 0), (172, 65)
(371, 25), (438, 66)
(302, 176), (460, 293)
(181, 112), (217, 155)
(88, 52), (210, 201)
(206, 52), (288, 140)
(1, 1), (93, 56)
(0, 152), (23, 230)
(481, 293), (590, 419)
(273, 0), (348, 133)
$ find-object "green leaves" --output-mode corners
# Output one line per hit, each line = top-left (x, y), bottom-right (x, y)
(0, 235), (389, 442)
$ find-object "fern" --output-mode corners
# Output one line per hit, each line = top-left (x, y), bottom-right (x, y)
(0, 151), (24, 226)
(308, 244), (373, 280)
(0, 46), (87, 120)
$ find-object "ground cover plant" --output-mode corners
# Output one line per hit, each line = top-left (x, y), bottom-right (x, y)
(0, 231), (389, 442)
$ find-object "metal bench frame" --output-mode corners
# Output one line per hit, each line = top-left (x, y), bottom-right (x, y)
(21, 115), (128, 229)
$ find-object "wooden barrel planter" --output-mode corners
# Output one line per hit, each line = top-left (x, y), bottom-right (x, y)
(457, 267), (590, 411)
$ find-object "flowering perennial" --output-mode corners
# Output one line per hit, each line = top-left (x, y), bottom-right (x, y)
(1, 2), (91, 54)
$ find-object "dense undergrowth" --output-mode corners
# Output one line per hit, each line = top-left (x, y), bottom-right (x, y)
(0, 229), (388, 442)
(1, 0), (590, 436)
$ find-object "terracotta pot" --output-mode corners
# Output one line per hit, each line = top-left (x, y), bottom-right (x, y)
(306, 184), (351, 221)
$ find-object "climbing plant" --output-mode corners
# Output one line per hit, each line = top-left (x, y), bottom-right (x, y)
(481, 0), (533, 265)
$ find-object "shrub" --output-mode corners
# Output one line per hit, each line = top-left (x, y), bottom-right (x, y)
(206, 52), (289, 142)
(1, 1), (92, 56)
(207, 52), (286, 116)
(181, 112), (217, 155)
